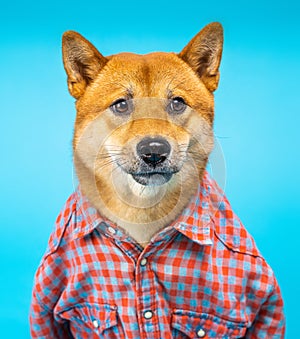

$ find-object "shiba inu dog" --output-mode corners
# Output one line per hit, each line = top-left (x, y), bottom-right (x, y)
(30, 23), (285, 338)
(63, 22), (222, 245)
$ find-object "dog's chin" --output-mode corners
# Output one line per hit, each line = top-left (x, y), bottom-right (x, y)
(131, 172), (173, 186)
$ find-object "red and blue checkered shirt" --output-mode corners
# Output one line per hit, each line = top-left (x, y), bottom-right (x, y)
(30, 172), (285, 338)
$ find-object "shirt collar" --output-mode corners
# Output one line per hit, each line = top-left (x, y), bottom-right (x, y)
(72, 191), (105, 239)
(73, 171), (214, 246)
(171, 172), (213, 246)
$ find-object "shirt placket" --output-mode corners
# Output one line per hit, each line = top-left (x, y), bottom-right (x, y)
(135, 251), (160, 339)
(134, 230), (178, 339)
(106, 228), (162, 338)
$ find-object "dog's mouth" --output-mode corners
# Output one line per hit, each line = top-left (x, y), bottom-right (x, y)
(112, 136), (186, 186)
(131, 171), (174, 186)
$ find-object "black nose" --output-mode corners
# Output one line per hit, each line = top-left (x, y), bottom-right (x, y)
(137, 137), (171, 167)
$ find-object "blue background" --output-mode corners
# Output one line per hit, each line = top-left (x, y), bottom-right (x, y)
(1, 1), (299, 337)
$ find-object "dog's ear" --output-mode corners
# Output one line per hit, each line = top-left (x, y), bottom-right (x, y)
(62, 31), (108, 99)
(179, 22), (223, 92)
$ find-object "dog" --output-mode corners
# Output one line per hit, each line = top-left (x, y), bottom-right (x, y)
(30, 23), (285, 338)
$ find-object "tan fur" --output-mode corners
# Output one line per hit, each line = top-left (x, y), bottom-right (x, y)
(62, 23), (223, 245)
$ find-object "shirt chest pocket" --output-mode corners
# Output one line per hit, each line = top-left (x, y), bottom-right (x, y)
(58, 303), (121, 339)
(171, 309), (247, 339)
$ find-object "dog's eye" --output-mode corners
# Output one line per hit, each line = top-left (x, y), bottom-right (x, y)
(167, 97), (187, 114)
(110, 99), (133, 115)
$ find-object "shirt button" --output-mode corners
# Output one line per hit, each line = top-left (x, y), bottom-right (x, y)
(140, 258), (147, 266)
(92, 320), (99, 328)
(197, 328), (206, 337)
(143, 310), (153, 319)
(107, 226), (116, 235)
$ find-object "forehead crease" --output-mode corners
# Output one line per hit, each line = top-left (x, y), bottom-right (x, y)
(146, 55), (182, 96)
(107, 53), (192, 98)
(107, 55), (151, 95)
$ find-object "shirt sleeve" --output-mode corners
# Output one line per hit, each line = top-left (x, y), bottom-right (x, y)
(29, 234), (72, 338)
(30, 290), (72, 338)
(245, 276), (285, 338)
(30, 197), (75, 338)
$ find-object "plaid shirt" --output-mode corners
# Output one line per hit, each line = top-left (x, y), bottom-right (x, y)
(30, 172), (285, 338)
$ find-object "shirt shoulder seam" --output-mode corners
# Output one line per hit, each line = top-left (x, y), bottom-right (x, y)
(43, 203), (76, 259)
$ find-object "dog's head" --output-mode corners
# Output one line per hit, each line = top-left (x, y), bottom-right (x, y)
(62, 23), (223, 240)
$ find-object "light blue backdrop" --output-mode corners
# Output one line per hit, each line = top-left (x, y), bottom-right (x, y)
(1, 1), (299, 338)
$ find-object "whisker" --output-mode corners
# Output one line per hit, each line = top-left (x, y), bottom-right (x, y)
(214, 135), (231, 139)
